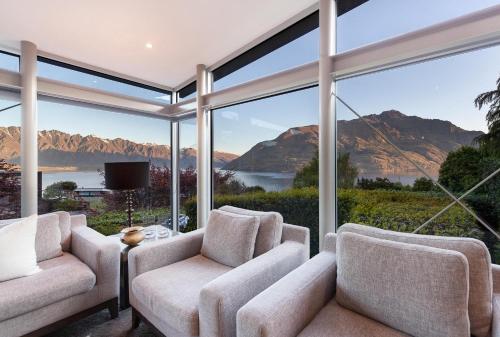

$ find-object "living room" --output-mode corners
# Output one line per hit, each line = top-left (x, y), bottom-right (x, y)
(1, 1), (500, 336)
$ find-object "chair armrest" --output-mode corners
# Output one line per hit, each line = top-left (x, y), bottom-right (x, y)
(71, 225), (121, 300)
(493, 294), (500, 337)
(199, 241), (308, 337)
(493, 264), (500, 293)
(70, 214), (87, 228)
(128, 228), (205, 281)
(282, 223), (310, 260)
(237, 251), (337, 337)
(323, 233), (336, 253)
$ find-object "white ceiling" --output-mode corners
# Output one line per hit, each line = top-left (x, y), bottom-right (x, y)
(0, 0), (318, 89)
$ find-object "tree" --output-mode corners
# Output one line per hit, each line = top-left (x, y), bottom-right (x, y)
(438, 146), (483, 193)
(338, 152), (359, 189)
(357, 177), (404, 191)
(293, 151), (358, 189)
(293, 151), (318, 188)
(412, 177), (434, 192)
(474, 75), (500, 155)
(0, 159), (21, 219)
(43, 181), (77, 200)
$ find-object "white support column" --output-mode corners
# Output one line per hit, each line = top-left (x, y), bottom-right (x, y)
(196, 65), (211, 228)
(20, 41), (38, 217)
(170, 93), (179, 232)
(319, 0), (337, 248)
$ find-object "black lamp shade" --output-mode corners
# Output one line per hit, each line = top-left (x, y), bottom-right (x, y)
(104, 162), (150, 190)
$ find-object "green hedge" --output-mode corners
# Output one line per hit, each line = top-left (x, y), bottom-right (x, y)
(87, 207), (170, 236)
(183, 187), (355, 255)
(343, 189), (482, 239)
(183, 188), (482, 256)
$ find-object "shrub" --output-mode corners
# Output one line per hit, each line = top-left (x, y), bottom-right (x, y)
(412, 177), (434, 192)
(183, 187), (356, 255)
(357, 177), (406, 191)
(87, 207), (170, 236)
(43, 181), (77, 199)
(185, 188), (485, 256)
(438, 146), (483, 192)
(52, 199), (81, 212)
(342, 189), (483, 240)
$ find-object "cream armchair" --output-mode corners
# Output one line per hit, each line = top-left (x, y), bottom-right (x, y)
(0, 212), (120, 337)
(238, 223), (499, 337)
(129, 207), (309, 337)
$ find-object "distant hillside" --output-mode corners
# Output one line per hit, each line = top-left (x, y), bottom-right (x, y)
(0, 127), (238, 170)
(223, 125), (319, 173)
(223, 110), (483, 177)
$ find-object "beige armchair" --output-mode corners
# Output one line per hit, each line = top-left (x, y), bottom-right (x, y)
(129, 207), (310, 337)
(238, 223), (500, 337)
(0, 212), (120, 337)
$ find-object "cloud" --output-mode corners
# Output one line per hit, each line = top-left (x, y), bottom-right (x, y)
(155, 95), (171, 101)
(250, 118), (287, 132)
(221, 111), (239, 120)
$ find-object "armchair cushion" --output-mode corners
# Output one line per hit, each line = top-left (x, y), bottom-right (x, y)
(131, 254), (232, 336)
(201, 209), (260, 267)
(336, 232), (470, 337)
(339, 223), (492, 337)
(219, 205), (283, 256)
(35, 213), (63, 262)
(297, 300), (410, 337)
(0, 253), (95, 321)
(0, 214), (64, 263)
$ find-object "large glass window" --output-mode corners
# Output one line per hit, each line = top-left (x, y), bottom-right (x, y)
(0, 51), (19, 72)
(335, 45), (500, 261)
(214, 28), (319, 91)
(38, 59), (171, 103)
(179, 118), (197, 231)
(212, 86), (320, 252)
(37, 100), (171, 235)
(0, 92), (21, 219)
(338, 0), (500, 52)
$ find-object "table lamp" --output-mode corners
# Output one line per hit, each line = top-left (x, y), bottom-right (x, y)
(104, 162), (150, 227)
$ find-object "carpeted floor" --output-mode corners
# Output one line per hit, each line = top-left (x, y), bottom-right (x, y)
(46, 308), (157, 337)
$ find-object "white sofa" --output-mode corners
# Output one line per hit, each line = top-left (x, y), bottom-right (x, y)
(0, 211), (121, 337)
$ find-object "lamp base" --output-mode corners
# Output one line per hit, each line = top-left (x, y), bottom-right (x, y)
(126, 190), (134, 227)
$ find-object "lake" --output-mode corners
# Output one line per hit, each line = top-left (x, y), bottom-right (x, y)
(41, 170), (421, 192)
(41, 170), (296, 192)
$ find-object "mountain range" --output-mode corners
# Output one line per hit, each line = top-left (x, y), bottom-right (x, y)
(0, 110), (483, 178)
(0, 127), (237, 170)
(223, 110), (483, 178)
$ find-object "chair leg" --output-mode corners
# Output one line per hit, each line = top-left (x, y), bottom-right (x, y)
(108, 297), (119, 319)
(131, 307), (141, 329)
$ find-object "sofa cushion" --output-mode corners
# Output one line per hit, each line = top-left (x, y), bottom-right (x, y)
(219, 205), (283, 256)
(201, 209), (260, 267)
(132, 254), (232, 336)
(53, 211), (72, 251)
(0, 253), (96, 321)
(336, 232), (470, 337)
(35, 213), (63, 262)
(298, 300), (410, 337)
(0, 215), (39, 282)
(338, 223), (491, 337)
(0, 212), (69, 262)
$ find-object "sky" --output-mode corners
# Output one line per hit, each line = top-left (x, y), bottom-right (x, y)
(1, 0), (500, 155)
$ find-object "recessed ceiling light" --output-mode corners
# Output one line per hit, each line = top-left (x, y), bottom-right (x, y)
(145, 43), (153, 49)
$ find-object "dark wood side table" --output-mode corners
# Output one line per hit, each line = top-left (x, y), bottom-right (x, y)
(111, 225), (181, 310)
